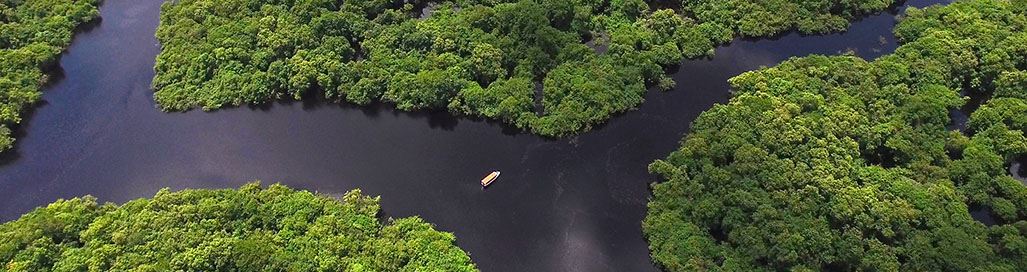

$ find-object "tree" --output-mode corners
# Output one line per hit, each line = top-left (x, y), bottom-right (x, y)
(644, 0), (1027, 270)
(0, 183), (478, 271)
(152, 0), (907, 137)
(0, 0), (100, 152)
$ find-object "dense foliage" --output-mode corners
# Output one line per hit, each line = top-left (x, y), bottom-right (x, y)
(0, 0), (100, 152)
(0, 183), (477, 271)
(674, 0), (896, 37)
(153, 0), (900, 136)
(644, 0), (1027, 270)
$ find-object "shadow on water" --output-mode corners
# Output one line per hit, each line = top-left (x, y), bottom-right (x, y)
(0, 15), (102, 157)
(0, 143), (23, 166)
(39, 64), (67, 88)
(0, 100), (48, 163)
(302, 94), (538, 136)
(211, 90), (468, 132)
(75, 16), (104, 33)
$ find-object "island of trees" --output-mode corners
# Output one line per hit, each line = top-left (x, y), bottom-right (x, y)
(644, 0), (1027, 270)
(153, 0), (901, 136)
(0, 0), (100, 152)
(0, 183), (477, 271)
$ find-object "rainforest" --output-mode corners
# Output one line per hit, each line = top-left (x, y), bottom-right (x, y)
(645, 0), (1027, 270)
(151, 0), (901, 136)
(0, 183), (476, 271)
(0, 0), (99, 152)
(1, 0), (1024, 271)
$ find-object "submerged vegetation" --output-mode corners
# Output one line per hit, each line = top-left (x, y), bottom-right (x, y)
(153, 0), (901, 136)
(0, 183), (477, 271)
(644, 0), (1027, 270)
(0, 0), (100, 152)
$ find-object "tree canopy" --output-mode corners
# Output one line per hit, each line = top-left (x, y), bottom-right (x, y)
(0, 183), (477, 271)
(674, 0), (896, 37)
(644, 0), (1027, 270)
(0, 0), (100, 152)
(153, 0), (902, 136)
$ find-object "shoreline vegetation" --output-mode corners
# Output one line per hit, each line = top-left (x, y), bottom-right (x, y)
(0, 0), (101, 152)
(0, 183), (478, 271)
(3, 0), (1025, 271)
(644, 0), (1027, 270)
(153, 0), (902, 137)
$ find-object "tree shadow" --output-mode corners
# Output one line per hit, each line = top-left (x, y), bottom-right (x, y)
(0, 15), (105, 166)
(234, 90), (465, 132)
(39, 64), (67, 88)
(0, 100), (49, 166)
(75, 16), (104, 34)
(0, 145), (23, 166)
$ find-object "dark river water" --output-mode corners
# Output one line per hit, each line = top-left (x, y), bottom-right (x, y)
(0, 0), (948, 271)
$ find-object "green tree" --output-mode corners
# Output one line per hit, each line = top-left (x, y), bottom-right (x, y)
(644, 0), (1027, 270)
(153, 0), (906, 137)
(0, 183), (478, 271)
(0, 0), (100, 152)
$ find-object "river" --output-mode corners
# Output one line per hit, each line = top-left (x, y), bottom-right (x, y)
(0, 0), (948, 271)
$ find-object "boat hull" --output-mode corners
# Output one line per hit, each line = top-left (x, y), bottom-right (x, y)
(481, 171), (501, 187)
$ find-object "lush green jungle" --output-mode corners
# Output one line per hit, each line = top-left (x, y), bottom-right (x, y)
(153, 0), (900, 136)
(5, 0), (1027, 271)
(0, 183), (477, 271)
(0, 0), (100, 152)
(644, 0), (1027, 270)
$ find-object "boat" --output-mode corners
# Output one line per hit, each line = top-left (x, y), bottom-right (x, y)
(481, 171), (501, 188)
